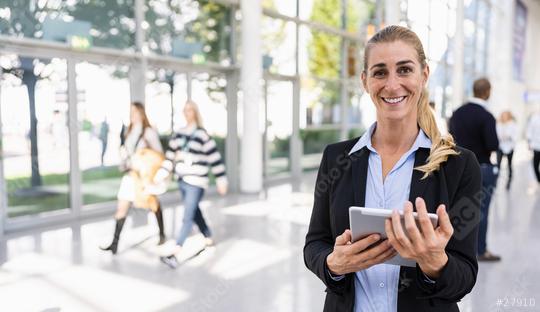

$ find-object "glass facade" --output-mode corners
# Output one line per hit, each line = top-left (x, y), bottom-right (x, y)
(0, 0), (497, 224)
(402, 0), (491, 117)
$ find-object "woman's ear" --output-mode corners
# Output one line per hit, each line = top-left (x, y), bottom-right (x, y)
(361, 71), (368, 93)
(422, 64), (430, 86)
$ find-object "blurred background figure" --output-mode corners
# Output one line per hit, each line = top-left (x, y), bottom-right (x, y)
(98, 117), (110, 166)
(527, 110), (540, 186)
(496, 111), (518, 190)
(449, 77), (501, 262)
(156, 100), (228, 269)
(100, 102), (165, 255)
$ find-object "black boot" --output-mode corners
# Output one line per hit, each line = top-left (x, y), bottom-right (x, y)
(100, 217), (126, 255)
(155, 206), (166, 245)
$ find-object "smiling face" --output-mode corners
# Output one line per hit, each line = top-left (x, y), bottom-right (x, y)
(361, 40), (429, 125)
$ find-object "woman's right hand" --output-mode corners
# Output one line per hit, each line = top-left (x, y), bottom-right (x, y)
(326, 230), (397, 276)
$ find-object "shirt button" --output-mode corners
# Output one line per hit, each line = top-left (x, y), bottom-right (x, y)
(379, 282), (385, 288)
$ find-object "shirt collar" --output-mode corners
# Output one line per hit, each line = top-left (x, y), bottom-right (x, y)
(348, 122), (432, 156)
(468, 97), (488, 109)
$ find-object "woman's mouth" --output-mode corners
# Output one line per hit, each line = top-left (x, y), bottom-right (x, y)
(382, 96), (407, 105)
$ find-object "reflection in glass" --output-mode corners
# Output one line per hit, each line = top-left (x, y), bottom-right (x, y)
(1, 56), (70, 217)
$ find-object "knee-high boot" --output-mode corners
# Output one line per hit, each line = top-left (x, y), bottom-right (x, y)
(155, 205), (166, 245)
(100, 217), (126, 255)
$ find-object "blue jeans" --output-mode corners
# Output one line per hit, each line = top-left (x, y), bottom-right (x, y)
(176, 180), (211, 246)
(478, 164), (498, 255)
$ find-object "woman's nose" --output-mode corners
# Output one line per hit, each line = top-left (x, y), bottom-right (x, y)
(384, 73), (401, 92)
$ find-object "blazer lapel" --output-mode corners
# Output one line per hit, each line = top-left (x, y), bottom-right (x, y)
(351, 147), (370, 207)
(408, 147), (431, 206)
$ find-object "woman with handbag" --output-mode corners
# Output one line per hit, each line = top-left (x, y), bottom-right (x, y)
(155, 100), (228, 268)
(100, 102), (166, 255)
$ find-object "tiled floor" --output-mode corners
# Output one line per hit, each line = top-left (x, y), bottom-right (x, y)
(1, 146), (539, 312)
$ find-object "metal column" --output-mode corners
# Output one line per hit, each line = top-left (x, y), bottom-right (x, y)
(67, 59), (82, 218)
(225, 70), (239, 193)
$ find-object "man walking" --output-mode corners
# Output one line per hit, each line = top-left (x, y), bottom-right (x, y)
(449, 78), (501, 261)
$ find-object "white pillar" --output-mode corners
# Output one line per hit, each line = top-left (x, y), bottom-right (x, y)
(385, 0), (401, 26)
(451, 0), (465, 110)
(67, 59), (81, 217)
(130, 0), (146, 104)
(0, 67), (6, 242)
(240, 0), (263, 193)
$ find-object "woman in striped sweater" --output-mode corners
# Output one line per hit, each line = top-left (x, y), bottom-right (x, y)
(156, 100), (228, 268)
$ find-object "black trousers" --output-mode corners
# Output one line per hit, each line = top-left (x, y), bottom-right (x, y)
(534, 150), (540, 183)
(496, 149), (514, 185)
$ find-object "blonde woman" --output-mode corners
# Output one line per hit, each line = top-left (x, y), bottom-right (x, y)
(100, 102), (165, 254)
(496, 111), (518, 189)
(156, 100), (227, 268)
(304, 26), (481, 311)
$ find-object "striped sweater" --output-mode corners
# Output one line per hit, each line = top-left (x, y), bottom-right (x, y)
(160, 126), (227, 189)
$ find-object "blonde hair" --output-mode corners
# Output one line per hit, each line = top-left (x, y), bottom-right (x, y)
(184, 100), (204, 128)
(364, 25), (459, 178)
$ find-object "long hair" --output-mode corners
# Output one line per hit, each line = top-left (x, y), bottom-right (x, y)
(127, 102), (152, 137)
(363, 25), (459, 178)
(184, 100), (204, 128)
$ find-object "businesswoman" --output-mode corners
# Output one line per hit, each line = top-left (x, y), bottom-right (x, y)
(156, 100), (228, 268)
(304, 26), (481, 312)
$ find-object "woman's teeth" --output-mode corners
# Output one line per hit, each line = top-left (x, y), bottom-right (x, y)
(383, 96), (405, 104)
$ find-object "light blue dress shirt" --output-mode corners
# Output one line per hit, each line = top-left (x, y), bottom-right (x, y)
(347, 122), (432, 312)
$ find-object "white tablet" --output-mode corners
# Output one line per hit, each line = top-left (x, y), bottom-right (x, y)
(348, 206), (439, 267)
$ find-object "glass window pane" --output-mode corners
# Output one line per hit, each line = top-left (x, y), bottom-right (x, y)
(407, 1), (429, 27)
(301, 78), (341, 127)
(300, 128), (340, 171)
(301, 0), (341, 28)
(145, 0), (232, 65)
(299, 26), (342, 79)
(262, 17), (296, 75)
(265, 80), (293, 176)
(262, 0), (297, 17)
(145, 70), (189, 135)
(1, 56), (70, 218)
(76, 62), (130, 207)
(346, 0), (376, 34)
(0, 1), (135, 50)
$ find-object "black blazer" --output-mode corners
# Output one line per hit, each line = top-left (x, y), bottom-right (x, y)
(304, 138), (481, 312)
(449, 102), (499, 165)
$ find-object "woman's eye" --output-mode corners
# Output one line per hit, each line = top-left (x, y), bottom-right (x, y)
(398, 67), (412, 74)
(373, 70), (386, 78)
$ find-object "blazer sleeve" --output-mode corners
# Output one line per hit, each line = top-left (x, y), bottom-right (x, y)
(482, 114), (500, 152)
(416, 150), (481, 302)
(303, 146), (351, 293)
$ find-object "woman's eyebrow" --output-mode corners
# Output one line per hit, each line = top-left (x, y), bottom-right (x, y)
(369, 60), (414, 71)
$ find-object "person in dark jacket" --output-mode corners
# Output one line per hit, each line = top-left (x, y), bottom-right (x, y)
(449, 78), (501, 262)
(304, 25), (480, 312)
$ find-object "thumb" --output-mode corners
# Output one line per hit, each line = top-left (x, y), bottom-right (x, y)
(335, 229), (352, 246)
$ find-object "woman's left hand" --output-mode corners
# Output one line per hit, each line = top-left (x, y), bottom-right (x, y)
(385, 197), (454, 279)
